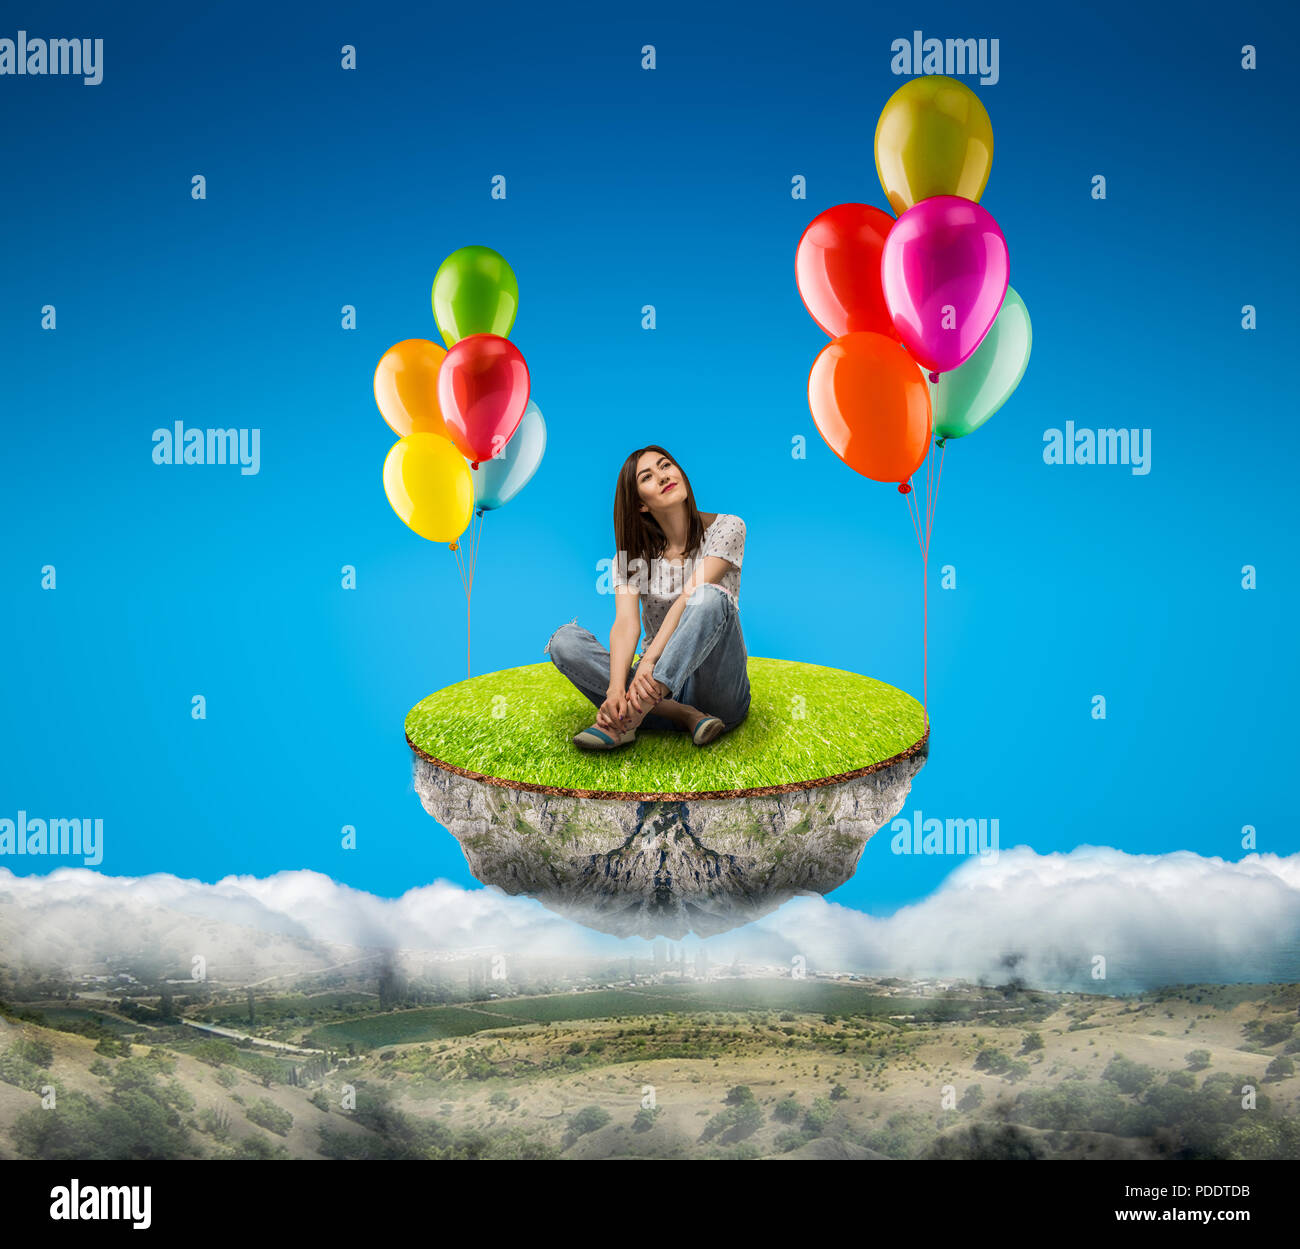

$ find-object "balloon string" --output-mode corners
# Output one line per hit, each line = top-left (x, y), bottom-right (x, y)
(926, 441), (945, 549)
(471, 509), (485, 593)
(920, 440), (946, 729)
(466, 511), (485, 680)
(451, 541), (471, 679)
(903, 440), (946, 732)
(924, 439), (934, 538)
(930, 442), (945, 548)
(903, 483), (922, 550)
(925, 451), (934, 547)
(922, 528), (929, 729)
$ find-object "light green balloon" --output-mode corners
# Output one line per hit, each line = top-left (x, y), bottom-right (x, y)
(431, 245), (519, 347)
(930, 286), (1032, 442)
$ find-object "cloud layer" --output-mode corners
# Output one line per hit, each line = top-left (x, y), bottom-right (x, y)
(2, 846), (1298, 991)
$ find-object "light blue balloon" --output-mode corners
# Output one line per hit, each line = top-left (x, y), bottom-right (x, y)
(473, 399), (547, 511)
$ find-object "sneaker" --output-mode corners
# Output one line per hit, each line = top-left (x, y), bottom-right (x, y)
(691, 716), (725, 746)
(573, 725), (637, 751)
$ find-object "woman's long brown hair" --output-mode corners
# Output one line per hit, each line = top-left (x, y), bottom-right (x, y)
(613, 445), (704, 573)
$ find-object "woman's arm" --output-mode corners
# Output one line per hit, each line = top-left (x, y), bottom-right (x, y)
(607, 584), (641, 692)
(627, 554), (732, 710)
(596, 584), (641, 732)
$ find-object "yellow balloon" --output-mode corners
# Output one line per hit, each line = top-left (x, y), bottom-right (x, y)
(874, 75), (993, 216)
(374, 339), (448, 438)
(383, 433), (473, 545)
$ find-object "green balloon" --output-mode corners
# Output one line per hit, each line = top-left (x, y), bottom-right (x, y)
(431, 246), (519, 347)
(930, 286), (1032, 442)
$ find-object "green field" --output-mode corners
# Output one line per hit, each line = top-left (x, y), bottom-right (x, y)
(458, 990), (716, 1024)
(36, 1007), (141, 1036)
(308, 1006), (531, 1050)
(632, 982), (954, 1018)
(477, 984), (979, 1023)
(204, 992), (380, 1026)
(300, 981), (1015, 1050)
(405, 657), (927, 795)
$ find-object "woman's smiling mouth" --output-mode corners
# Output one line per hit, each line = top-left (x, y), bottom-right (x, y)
(661, 481), (677, 494)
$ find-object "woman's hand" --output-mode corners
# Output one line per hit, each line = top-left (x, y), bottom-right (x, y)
(628, 661), (667, 714)
(597, 687), (630, 734)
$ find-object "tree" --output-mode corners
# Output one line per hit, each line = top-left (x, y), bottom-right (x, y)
(15, 1036), (54, 1069)
(1005, 1059), (1032, 1083)
(802, 1096), (834, 1135)
(1264, 1056), (1295, 1083)
(1185, 1049), (1212, 1072)
(925, 1123), (1044, 1160)
(1020, 1032), (1044, 1054)
(245, 1098), (293, 1136)
(728, 1099), (763, 1140)
(974, 1047), (1010, 1074)
(243, 1054), (281, 1089)
(702, 1098), (762, 1144)
(1246, 1019), (1294, 1048)
(569, 1106), (611, 1137)
(192, 1039), (238, 1067)
(1102, 1054), (1156, 1096)
(772, 1096), (801, 1124)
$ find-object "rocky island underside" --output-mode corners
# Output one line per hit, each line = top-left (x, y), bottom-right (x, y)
(413, 740), (927, 939)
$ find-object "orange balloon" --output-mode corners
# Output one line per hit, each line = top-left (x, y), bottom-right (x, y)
(374, 339), (448, 438)
(808, 332), (932, 486)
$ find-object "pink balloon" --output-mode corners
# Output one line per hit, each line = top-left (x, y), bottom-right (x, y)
(881, 196), (1009, 378)
(436, 333), (530, 468)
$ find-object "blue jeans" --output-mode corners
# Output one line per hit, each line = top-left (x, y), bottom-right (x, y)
(544, 583), (751, 732)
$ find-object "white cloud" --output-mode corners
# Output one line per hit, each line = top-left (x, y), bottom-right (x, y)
(734, 847), (1300, 990)
(2, 846), (1298, 990)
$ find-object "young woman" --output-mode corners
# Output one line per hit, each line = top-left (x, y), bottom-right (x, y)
(545, 445), (750, 750)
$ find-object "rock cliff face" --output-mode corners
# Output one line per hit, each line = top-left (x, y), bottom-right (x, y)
(412, 747), (927, 939)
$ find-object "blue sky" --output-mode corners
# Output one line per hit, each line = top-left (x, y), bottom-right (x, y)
(1, 0), (1296, 916)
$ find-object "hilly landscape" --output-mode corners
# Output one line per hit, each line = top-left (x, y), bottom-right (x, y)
(3, 955), (1297, 1160)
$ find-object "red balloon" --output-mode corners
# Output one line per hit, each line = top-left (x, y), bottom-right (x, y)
(808, 332), (931, 486)
(437, 333), (530, 468)
(795, 203), (899, 340)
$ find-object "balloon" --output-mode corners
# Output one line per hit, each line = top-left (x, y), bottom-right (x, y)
(437, 333), (530, 468)
(808, 332), (932, 487)
(882, 195), (1009, 377)
(929, 287), (1032, 442)
(795, 203), (899, 340)
(373, 339), (448, 439)
(382, 433), (474, 544)
(474, 399), (546, 511)
(431, 246), (519, 347)
(874, 75), (994, 215)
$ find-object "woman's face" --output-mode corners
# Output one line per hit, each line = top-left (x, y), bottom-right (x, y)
(635, 450), (685, 516)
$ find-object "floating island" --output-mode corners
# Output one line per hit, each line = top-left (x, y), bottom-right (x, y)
(406, 658), (928, 939)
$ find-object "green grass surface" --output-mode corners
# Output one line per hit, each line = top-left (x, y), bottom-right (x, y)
(308, 1007), (529, 1049)
(405, 657), (926, 795)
